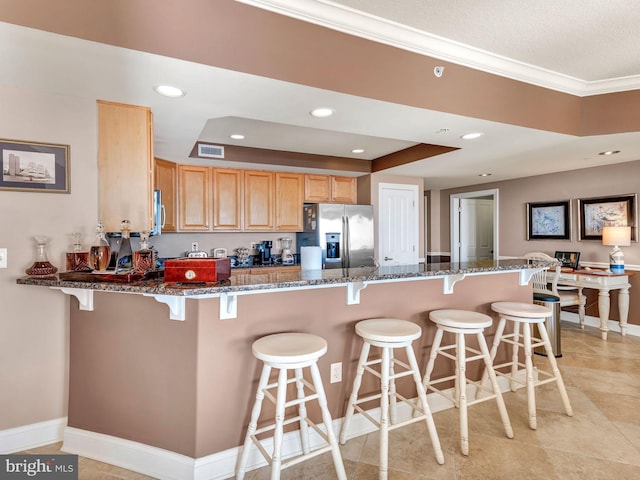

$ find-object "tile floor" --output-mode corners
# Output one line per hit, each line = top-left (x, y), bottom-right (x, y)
(21, 321), (640, 479)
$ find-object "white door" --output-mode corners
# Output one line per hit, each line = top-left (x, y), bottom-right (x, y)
(379, 183), (419, 266)
(459, 198), (494, 262)
(460, 198), (478, 262)
(450, 189), (498, 263)
(476, 199), (494, 260)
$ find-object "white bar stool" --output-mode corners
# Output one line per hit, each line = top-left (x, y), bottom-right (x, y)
(340, 318), (444, 480)
(236, 332), (346, 480)
(484, 301), (573, 430)
(423, 309), (514, 456)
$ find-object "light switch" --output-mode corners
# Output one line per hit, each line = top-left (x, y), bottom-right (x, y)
(0, 248), (7, 268)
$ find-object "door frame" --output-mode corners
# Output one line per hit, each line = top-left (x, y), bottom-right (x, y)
(450, 188), (499, 263)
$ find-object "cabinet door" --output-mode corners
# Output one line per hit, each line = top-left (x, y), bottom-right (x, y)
(212, 168), (243, 230)
(244, 170), (274, 231)
(178, 165), (211, 231)
(304, 174), (330, 203)
(331, 176), (357, 204)
(154, 158), (177, 232)
(98, 100), (153, 232)
(276, 172), (304, 231)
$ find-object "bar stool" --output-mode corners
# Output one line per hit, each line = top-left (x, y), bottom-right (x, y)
(340, 319), (444, 479)
(484, 302), (573, 430)
(236, 332), (346, 480)
(422, 309), (514, 456)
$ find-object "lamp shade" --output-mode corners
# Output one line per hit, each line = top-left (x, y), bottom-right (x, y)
(602, 226), (631, 247)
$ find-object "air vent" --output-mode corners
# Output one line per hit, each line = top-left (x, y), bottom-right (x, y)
(198, 144), (225, 158)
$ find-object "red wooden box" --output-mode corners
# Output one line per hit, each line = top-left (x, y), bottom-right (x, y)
(164, 258), (231, 283)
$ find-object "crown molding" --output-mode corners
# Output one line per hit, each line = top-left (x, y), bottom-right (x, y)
(236, 0), (640, 97)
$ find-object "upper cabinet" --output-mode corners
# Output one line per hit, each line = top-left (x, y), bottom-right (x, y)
(177, 164), (210, 231)
(331, 176), (358, 204)
(304, 174), (357, 204)
(97, 100), (153, 232)
(212, 167), (243, 230)
(275, 172), (304, 231)
(244, 170), (274, 231)
(154, 158), (177, 232)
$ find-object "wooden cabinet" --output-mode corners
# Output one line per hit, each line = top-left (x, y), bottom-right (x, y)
(97, 100), (153, 232)
(304, 174), (357, 204)
(244, 170), (274, 231)
(275, 172), (304, 231)
(331, 176), (357, 204)
(177, 165), (210, 231)
(304, 174), (331, 203)
(212, 168), (243, 230)
(154, 158), (177, 232)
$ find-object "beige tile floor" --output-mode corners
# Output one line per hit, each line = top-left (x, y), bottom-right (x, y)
(21, 321), (640, 479)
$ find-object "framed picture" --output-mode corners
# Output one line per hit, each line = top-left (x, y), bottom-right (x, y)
(578, 193), (637, 241)
(0, 139), (70, 193)
(526, 200), (571, 240)
(554, 251), (580, 269)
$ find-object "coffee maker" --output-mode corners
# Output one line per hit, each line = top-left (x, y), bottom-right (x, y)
(255, 241), (273, 265)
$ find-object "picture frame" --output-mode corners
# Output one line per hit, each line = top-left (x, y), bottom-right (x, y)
(0, 138), (70, 193)
(526, 200), (571, 240)
(578, 193), (637, 241)
(554, 251), (580, 269)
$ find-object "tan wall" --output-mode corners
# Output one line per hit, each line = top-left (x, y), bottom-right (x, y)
(437, 159), (640, 325)
(68, 272), (531, 458)
(0, 85), (98, 429)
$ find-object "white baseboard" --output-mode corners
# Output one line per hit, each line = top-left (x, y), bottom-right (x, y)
(562, 311), (640, 337)
(58, 372), (525, 480)
(0, 417), (66, 454)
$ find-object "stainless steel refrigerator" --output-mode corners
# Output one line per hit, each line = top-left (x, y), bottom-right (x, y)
(297, 203), (375, 269)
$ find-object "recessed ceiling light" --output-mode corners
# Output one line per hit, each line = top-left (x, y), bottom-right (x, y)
(153, 84), (186, 98)
(310, 107), (335, 118)
(352, 148), (365, 154)
(598, 150), (620, 155)
(230, 134), (245, 140)
(479, 173), (492, 177)
(461, 132), (484, 140)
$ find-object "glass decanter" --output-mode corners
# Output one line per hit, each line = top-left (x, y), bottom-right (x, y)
(66, 232), (90, 272)
(26, 235), (58, 276)
(89, 222), (111, 272)
(115, 219), (133, 272)
(133, 230), (155, 273)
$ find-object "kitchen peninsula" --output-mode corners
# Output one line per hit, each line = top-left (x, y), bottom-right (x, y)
(17, 260), (539, 479)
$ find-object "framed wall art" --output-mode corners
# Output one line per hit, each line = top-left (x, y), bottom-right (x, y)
(578, 193), (637, 241)
(526, 200), (571, 240)
(0, 138), (70, 193)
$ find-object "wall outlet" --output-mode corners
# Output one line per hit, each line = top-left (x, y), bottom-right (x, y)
(330, 362), (342, 383)
(191, 242), (198, 252)
(250, 242), (258, 252)
(0, 248), (6, 268)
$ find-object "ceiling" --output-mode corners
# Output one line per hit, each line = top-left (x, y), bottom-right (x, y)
(2, 0), (640, 190)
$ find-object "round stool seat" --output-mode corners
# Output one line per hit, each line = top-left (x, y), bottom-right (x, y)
(491, 301), (552, 321)
(429, 309), (492, 330)
(355, 318), (421, 343)
(252, 333), (327, 365)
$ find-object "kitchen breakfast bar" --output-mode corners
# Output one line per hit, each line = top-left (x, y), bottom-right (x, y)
(18, 260), (539, 479)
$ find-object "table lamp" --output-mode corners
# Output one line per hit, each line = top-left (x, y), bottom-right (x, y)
(602, 226), (631, 273)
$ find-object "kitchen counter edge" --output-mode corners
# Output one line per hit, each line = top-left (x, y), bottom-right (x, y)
(16, 259), (543, 297)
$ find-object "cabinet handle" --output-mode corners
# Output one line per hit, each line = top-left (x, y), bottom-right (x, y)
(384, 256), (393, 261)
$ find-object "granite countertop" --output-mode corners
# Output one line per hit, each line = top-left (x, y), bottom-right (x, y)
(16, 259), (541, 297)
